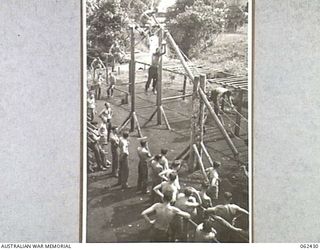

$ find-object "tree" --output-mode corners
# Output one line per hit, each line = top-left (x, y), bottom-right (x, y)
(86, 0), (154, 64)
(166, 0), (227, 58)
(224, 4), (246, 32)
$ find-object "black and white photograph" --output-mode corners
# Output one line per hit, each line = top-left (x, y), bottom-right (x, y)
(86, 0), (250, 243)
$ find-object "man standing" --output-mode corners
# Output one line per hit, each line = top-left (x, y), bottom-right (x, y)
(149, 154), (163, 203)
(159, 148), (169, 171)
(87, 93), (96, 121)
(99, 102), (113, 142)
(141, 191), (191, 242)
(206, 161), (221, 204)
(137, 139), (152, 194)
(109, 126), (120, 177)
(159, 160), (181, 190)
(118, 131), (130, 189)
(154, 173), (179, 203)
(96, 72), (103, 100)
(145, 43), (166, 94)
(107, 72), (116, 98)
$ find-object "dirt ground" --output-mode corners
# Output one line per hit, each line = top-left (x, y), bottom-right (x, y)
(86, 59), (248, 242)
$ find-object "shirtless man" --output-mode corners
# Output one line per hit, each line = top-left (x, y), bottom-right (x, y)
(174, 187), (201, 241)
(194, 219), (218, 242)
(159, 160), (181, 190)
(141, 191), (191, 242)
(154, 173), (179, 203)
(205, 192), (249, 242)
(159, 148), (169, 170)
(150, 154), (163, 203)
(145, 43), (166, 94)
(209, 86), (234, 124)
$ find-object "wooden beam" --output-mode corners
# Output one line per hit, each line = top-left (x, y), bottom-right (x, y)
(161, 93), (192, 101)
(199, 74), (206, 160)
(192, 144), (209, 183)
(200, 141), (214, 168)
(105, 54), (109, 85)
(130, 27), (136, 132)
(160, 106), (172, 131)
(188, 76), (200, 172)
(157, 29), (163, 125)
(133, 112), (143, 138)
(234, 90), (244, 136)
(182, 75), (187, 100)
(165, 32), (239, 156)
(142, 107), (158, 128)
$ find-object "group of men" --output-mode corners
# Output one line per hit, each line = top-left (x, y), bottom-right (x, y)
(87, 37), (248, 243)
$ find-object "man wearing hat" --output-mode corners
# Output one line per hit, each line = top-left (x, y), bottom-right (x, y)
(137, 138), (152, 194)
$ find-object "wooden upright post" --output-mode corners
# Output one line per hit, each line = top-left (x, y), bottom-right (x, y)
(105, 54), (109, 85)
(199, 74), (206, 158)
(182, 75), (187, 100)
(130, 27), (136, 132)
(189, 76), (200, 172)
(157, 29), (163, 125)
(234, 90), (244, 136)
(128, 61), (132, 94)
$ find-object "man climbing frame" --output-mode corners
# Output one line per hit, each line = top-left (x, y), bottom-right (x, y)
(209, 86), (235, 125)
(145, 42), (166, 95)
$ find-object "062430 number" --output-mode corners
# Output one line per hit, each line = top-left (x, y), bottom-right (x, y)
(300, 244), (319, 249)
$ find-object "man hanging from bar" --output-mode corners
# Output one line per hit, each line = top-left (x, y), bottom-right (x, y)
(145, 41), (166, 95)
(209, 86), (235, 124)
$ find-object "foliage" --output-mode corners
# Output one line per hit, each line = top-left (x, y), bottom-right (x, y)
(86, 0), (154, 64)
(224, 4), (246, 32)
(166, 0), (227, 58)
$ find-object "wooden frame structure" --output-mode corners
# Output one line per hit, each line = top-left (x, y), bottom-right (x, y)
(117, 16), (247, 172)
(118, 26), (144, 138)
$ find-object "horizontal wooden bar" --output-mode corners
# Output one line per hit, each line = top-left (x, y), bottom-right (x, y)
(161, 93), (193, 101)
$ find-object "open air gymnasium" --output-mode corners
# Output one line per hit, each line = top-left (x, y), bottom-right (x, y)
(87, 6), (249, 243)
